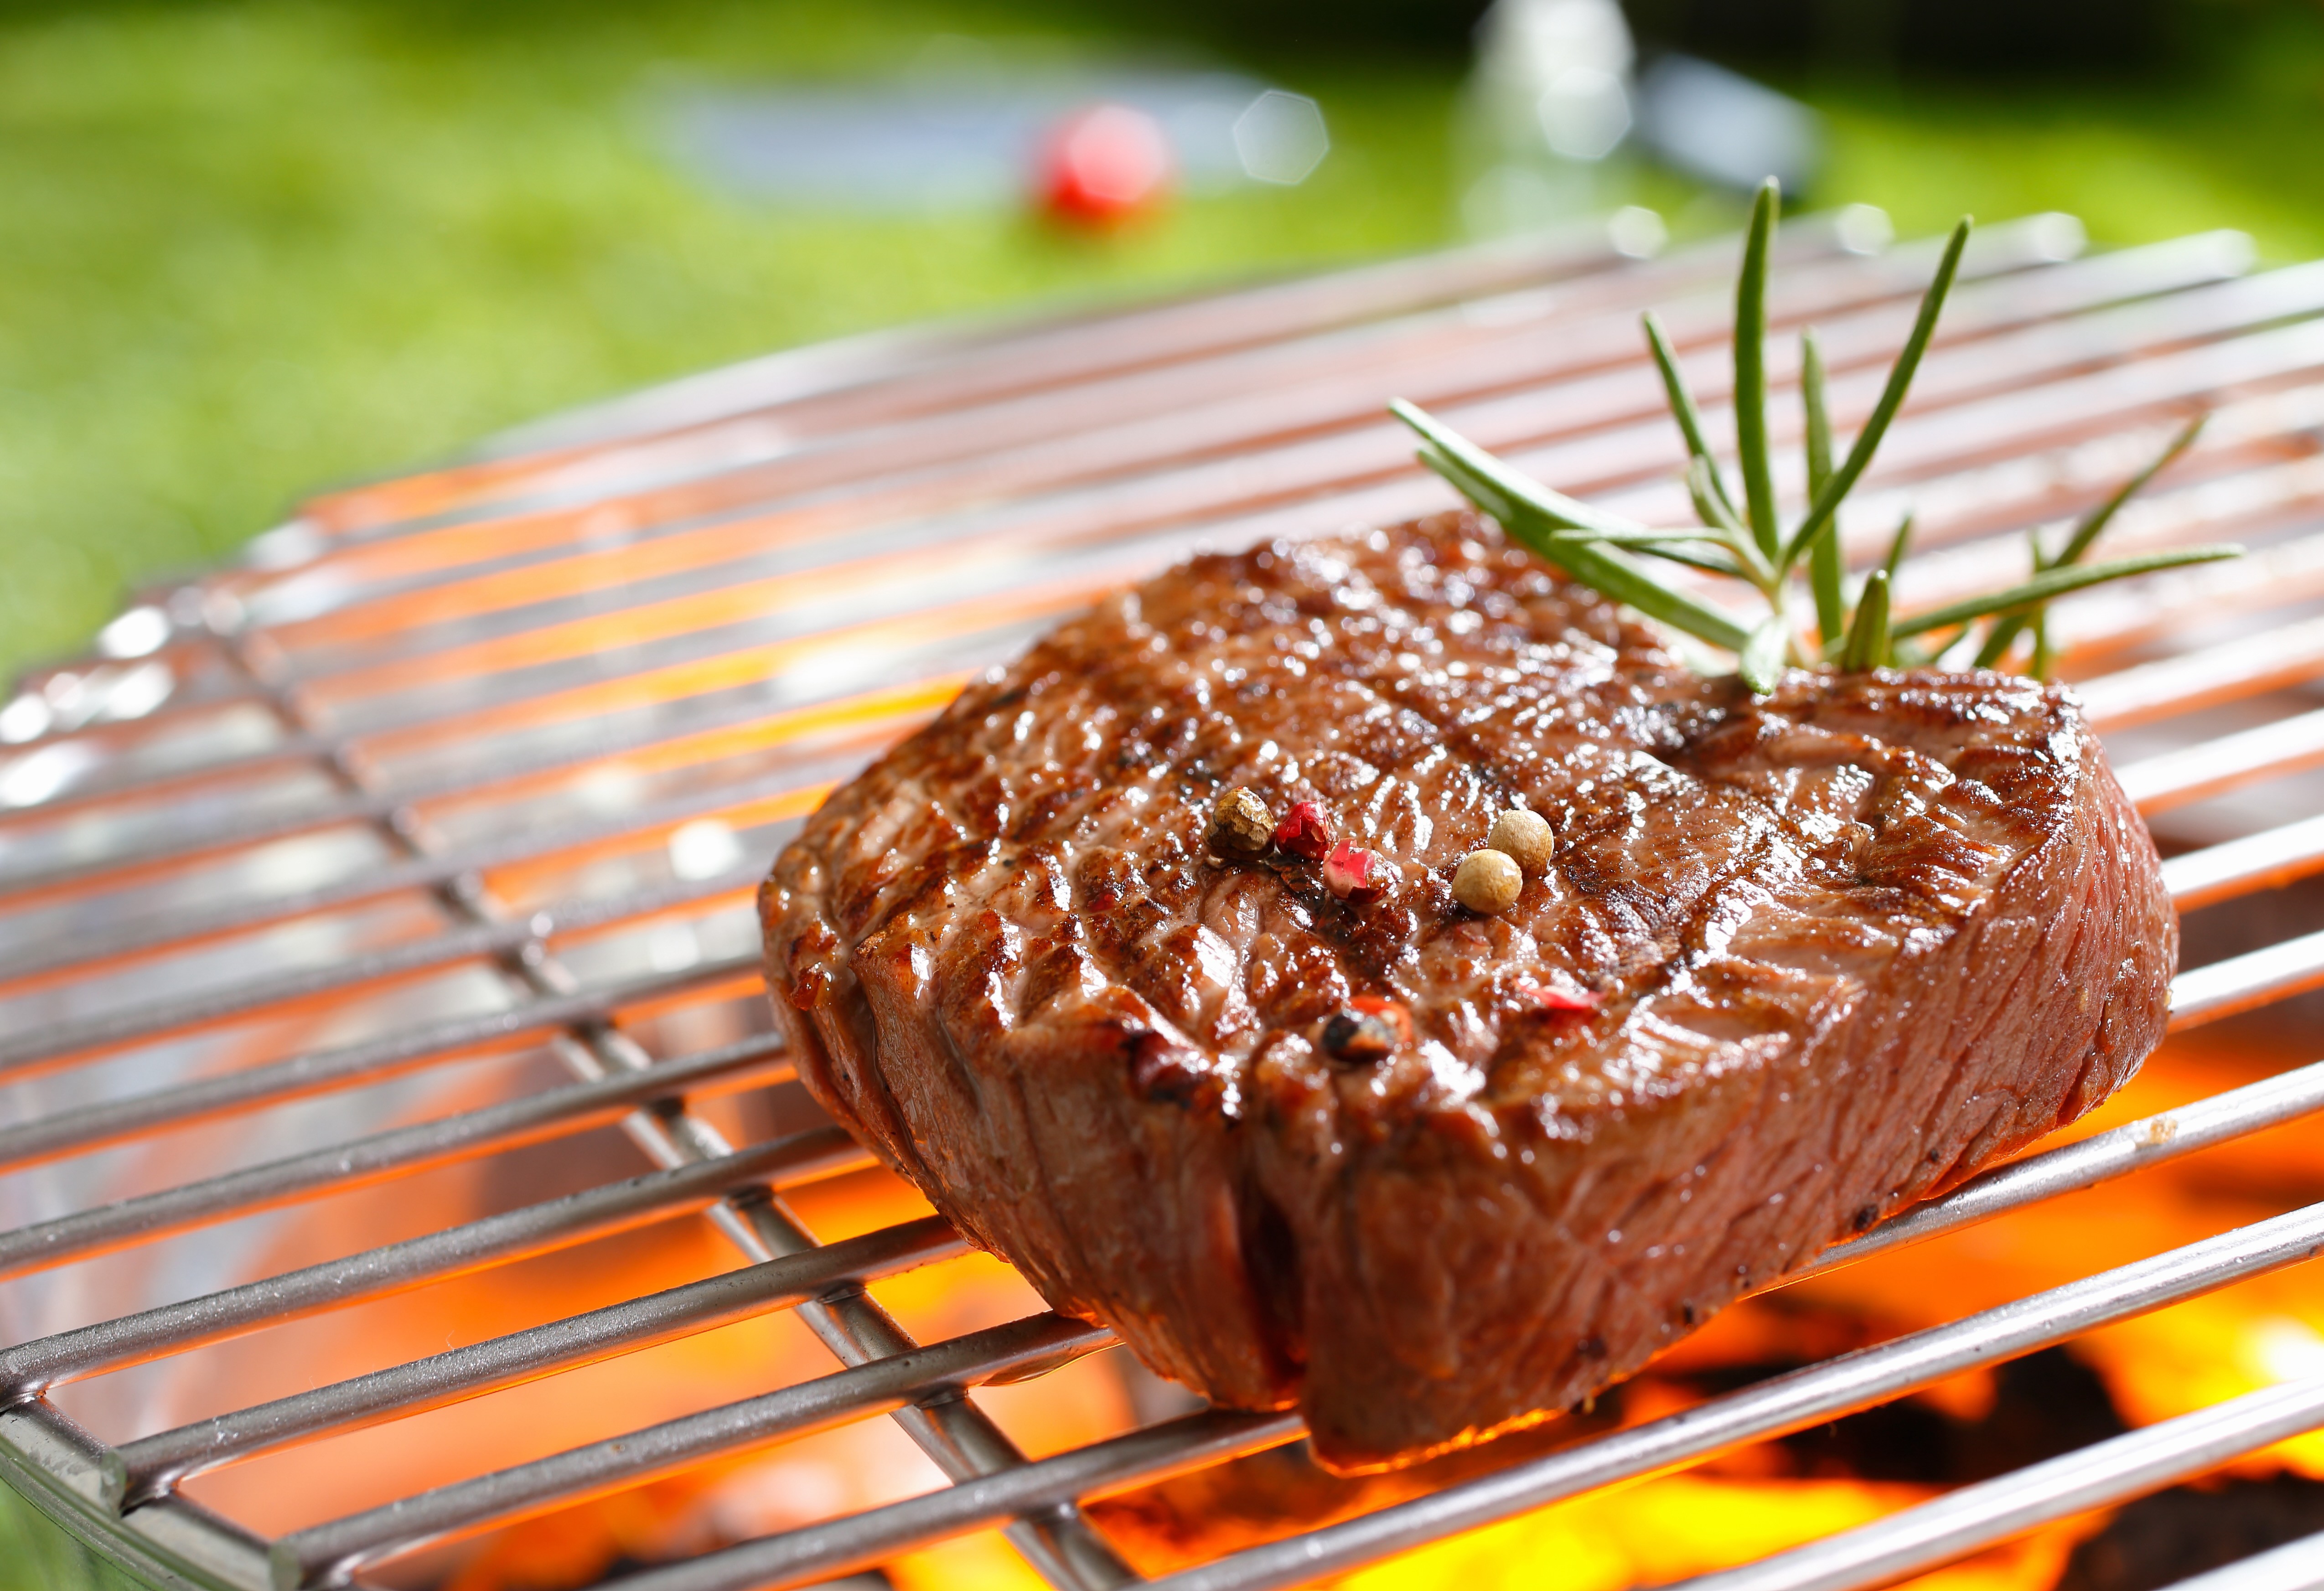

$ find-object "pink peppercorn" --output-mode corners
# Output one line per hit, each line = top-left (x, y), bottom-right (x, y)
(1274, 800), (1331, 862)
(1325, 841), (1384, 901)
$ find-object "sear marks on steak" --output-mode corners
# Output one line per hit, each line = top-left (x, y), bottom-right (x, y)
(760, 511), (2175, 1473)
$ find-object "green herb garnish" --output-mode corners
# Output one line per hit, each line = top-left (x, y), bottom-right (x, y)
(1392, 181), (2238, 691)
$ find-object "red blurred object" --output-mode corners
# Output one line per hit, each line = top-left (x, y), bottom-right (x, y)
(1522, 980), (1605, 1013)
(1347, 995), (1415, 1047)
(1273, 800), (1331, 861)
(1038, 103), (1173, 225)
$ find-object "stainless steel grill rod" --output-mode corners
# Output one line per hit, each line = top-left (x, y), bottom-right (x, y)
(464, 220), (1644, 478)
(2170, 930), (2324, 1029)
(598, 1409), (1307, 1591)
(248, 224), (2175, 663)
(0, 862), (764, 1073)
(0, 678), (922, 896)
(2162, 814), (2324, 911)
(0, 232), (2249, 748)
(0, 1035), (789, 1279)
(0, 729), (333, 833)
(2118, 707), (2324, 815)
(0, 955), (763, 1168)
(1136, 1201), (2324, 1591)
(0, 752), (845, 980)
(265, 221), (2176, 604)
(0, 604), (1008, 839)
(209, 630), (1142, 1591)
(273, 1313), (1116, 1589)
(276, 306), (2287, 739)
(281, 1059), (2324, 1588)
(1779, 1060), (2324, 1286)
(298, 222), (1904, 573)
(1662, 1372), (2324, 1591)
(0, 350), (2290, 859)
(0, 1127), (870, 1398)
(2076, 613), (2324, 731)
(226, 240), (2296, 734)
(2024, 526), (2324, 682)
(101, 1215), (968, 1509)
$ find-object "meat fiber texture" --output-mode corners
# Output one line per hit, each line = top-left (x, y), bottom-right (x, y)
(761, 511), (2175, 1473)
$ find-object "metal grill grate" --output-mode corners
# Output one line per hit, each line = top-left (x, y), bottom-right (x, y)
(8, 210), (2324, 1591)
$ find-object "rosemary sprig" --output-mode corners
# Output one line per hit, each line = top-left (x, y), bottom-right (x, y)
(1841, 568), (1891, 673)
(1391, 182), (2238, 690)
(1971, 414), (2207, 672)
(1733, 182), (1782, 562)
(1801, 328), (1845, 644)
(1404, 422), (1754, 651)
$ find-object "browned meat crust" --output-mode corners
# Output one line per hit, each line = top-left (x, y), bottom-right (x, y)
(759, 511), (2174, 1472)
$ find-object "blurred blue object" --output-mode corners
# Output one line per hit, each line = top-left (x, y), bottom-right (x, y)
(1633, 52), (1821, 194)
(662, 58), (1327, 212)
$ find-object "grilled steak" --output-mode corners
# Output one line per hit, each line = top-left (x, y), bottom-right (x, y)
(760, 511), (2174, 1472)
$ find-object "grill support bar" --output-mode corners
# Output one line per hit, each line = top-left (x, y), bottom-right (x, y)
(0, 955), (766, 1169)
(16, 218), (2324, 1591)
(0, 1035), (790, 1281)
(273, 1313), (1118, 1589)
(103, 1217), (968, 1510)
(209, 624), (1145, 1591)
(0, 1128), (870, 1399)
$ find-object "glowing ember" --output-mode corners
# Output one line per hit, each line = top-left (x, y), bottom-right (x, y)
(181, 1019), (2324, 1591)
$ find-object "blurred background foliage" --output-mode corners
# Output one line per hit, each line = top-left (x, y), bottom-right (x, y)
(0, 1483), (144, 1591)
(1, 0), (2323, 687)
(2, 0), (2324, 1584)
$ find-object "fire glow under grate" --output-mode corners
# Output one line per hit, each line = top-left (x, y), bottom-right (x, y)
(8, 212), (2324, 1591)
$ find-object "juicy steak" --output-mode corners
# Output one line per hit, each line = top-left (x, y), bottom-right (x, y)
(760, 511), (2174, 1472)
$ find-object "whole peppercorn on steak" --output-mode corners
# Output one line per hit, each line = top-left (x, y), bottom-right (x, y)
(759, 511), (2175, 1472)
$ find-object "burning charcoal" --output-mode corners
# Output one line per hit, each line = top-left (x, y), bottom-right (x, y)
(2055, 1476), (2324, 1591)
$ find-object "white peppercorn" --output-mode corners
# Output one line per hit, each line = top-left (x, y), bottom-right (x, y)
(1452, 848), (1523, 914)
(1486, 807), (1555, 874)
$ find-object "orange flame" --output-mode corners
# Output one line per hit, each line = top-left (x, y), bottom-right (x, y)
(241, 1014), (2324, 1591)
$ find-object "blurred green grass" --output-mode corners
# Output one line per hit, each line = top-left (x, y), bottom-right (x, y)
(0, 0), (1469, 688)
(1804, 5), (2324, 253)
(3, 1), (2322, 690)
(0, 1482), (145, 1591)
